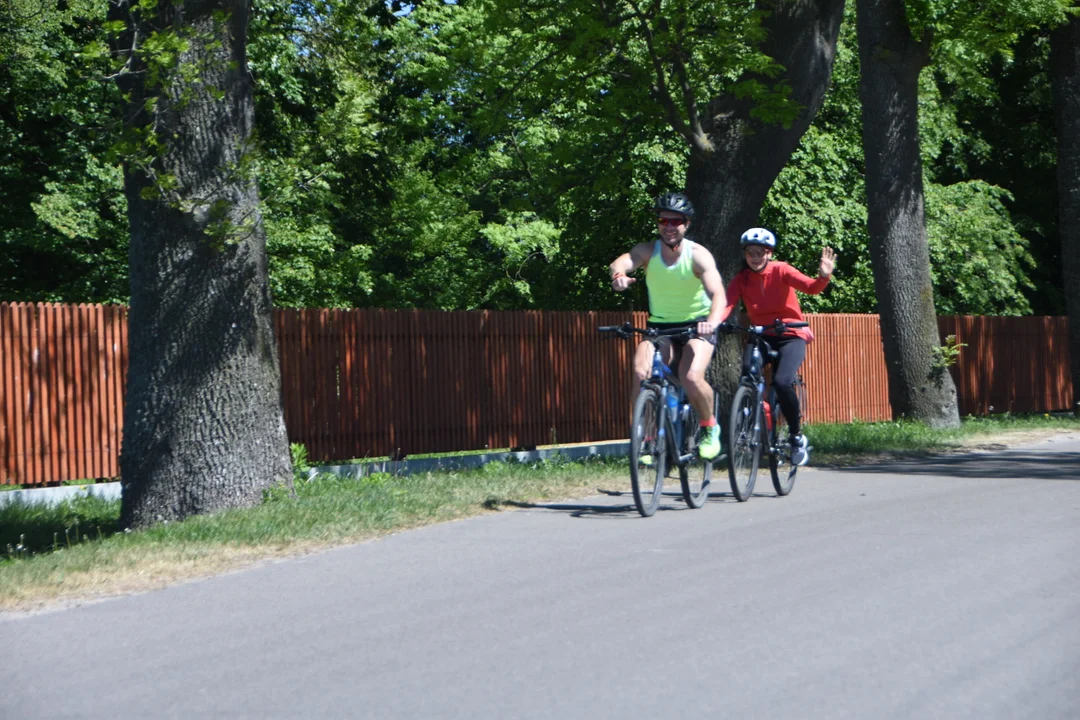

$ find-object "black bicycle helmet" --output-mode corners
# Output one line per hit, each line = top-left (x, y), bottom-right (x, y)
(652, 192), (695, 218)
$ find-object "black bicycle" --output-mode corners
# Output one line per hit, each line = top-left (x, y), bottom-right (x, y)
(723, 320), (810, 501)
(598, 322), (720, 517)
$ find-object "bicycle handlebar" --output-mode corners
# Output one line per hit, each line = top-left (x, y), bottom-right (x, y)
(597, 322), (701, 340)
(720, 318), (809, 336)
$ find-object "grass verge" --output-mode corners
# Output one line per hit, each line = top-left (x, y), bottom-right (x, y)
(0, 456), (627, 612)
(806, 412), (1080, 464)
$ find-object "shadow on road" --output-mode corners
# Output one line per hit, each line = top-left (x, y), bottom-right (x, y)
(830, 451), (1080, 481)
(489, 485), (776, 518)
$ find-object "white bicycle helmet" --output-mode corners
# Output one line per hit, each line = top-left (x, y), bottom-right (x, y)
(740, 227), (777, 250)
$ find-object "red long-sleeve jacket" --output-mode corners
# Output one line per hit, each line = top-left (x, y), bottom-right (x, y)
(720, 261), (830, 343)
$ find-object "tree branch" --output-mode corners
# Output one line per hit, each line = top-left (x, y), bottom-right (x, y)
(668, 22), (708, 151)
(624, 0), (688, 138)
(624, 0), (711, 154)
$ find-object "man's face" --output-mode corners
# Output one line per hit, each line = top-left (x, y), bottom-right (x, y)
(657, 212), (689, 246)
(744, 245), (772, 271)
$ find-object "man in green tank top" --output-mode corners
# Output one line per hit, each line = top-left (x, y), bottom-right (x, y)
(608, 192), (727, 459)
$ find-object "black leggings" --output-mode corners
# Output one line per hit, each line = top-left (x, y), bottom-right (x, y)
(761, 335), (806, 436)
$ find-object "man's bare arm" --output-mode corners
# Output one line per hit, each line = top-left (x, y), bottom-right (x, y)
(610, 242), (653, 292)
(693, 248), (727, 325)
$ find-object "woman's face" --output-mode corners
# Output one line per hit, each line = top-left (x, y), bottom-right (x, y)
(744, 245), (772, 271)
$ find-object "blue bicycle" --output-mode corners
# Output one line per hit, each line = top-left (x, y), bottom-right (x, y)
(599, 322), (719, 517)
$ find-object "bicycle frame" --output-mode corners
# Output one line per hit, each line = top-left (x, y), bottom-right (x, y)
(740, 332), (770, 421)
(643, 347), (696, 467)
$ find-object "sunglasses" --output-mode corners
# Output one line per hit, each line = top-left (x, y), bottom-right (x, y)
(657, 217), (687, 227)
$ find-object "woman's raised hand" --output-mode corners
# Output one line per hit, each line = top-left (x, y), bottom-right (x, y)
(819, 246), (837, 279)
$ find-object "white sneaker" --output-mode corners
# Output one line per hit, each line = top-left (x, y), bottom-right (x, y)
(789, 434), (809, 466)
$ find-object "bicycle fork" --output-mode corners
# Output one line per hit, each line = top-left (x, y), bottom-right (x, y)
(737, 381), (767, 451)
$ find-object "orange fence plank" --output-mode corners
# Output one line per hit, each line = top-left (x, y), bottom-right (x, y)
(0, 304), (17, 484)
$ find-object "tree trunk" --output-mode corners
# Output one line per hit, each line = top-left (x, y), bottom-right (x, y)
(1051, 13), (1080, 416)
(111, 0), (293, 528)
(686, 0), (846, 400)
(855, 0), (959, 427)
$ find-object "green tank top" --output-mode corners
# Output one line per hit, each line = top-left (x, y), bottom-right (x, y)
(646, 239), (712, 323)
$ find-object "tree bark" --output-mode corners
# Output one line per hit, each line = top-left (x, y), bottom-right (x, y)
(685, 0), (846, 399)
(111, 0), (293, 527)
(1051, 13), (1080, 416)
(855, 0), (960, 427)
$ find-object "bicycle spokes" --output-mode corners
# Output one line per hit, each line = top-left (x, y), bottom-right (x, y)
(727, 386), (761, 502)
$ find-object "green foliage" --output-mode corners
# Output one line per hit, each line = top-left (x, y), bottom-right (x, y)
(925, 181), (1034, 314)
(0, 0), (128, 302)
(762, 9), (1050, 316)
(933, 30), (1064, 313)
(931, 333), (966, 369)
(478, 213), (561, 305)
(247, 0), (580, 309)
(929, 332), (966, 385)
(290, 443), (310, 475)
(0, 0), (1068, 317)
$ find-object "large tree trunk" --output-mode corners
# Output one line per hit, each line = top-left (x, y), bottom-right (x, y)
(111, 0), (292, 528)
(855, 0), (959, 427)
(686, 0), (846, 399)
(1051, 14), (1080, 416)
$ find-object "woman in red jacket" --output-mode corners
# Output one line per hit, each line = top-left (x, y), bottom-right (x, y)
(720, 228), (836, 466)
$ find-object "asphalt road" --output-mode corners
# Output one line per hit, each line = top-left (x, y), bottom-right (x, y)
(4, 435), (1079, 719)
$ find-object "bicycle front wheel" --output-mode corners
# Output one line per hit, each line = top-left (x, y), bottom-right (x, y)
(680, 392), (716, 508)
(629, 386), (665, 517)
(727, 385), (760, 502)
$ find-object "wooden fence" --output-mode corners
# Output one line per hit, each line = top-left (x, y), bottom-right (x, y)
(940, 315), (1073, 416)
(275, 309), (639, 467)
(1, 303), (1073, 485)
(1, 304), (128, 485)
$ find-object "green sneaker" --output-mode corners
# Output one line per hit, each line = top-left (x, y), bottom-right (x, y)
(638, 454), (654, 467)
(697, 424), (721, 460)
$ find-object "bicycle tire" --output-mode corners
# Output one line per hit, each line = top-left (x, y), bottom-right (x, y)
(727, 385), (760, 502)
(629, 386), (665, 517)
(768, 378), (805, 496)
(768, 402), (797, 496)
(679, 392), (715, 508)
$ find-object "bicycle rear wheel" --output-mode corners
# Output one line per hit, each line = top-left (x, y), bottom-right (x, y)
(768, 378), (805, 496)
(768, 398), (797, 496)
(680, 392), (715, 508)
(630, 386), (665, 517)
(727, 385), (760, 502)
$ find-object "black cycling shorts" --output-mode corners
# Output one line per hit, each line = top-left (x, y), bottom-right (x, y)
(646, 316), (718, 346)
